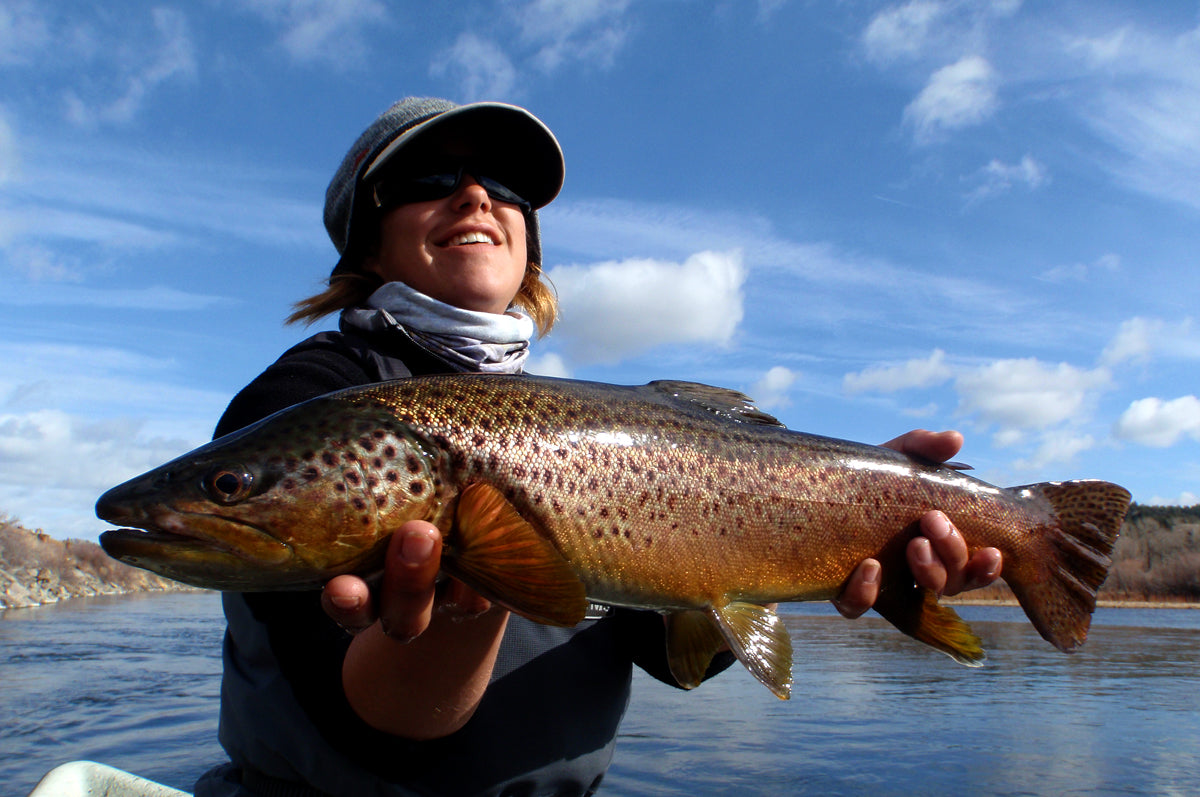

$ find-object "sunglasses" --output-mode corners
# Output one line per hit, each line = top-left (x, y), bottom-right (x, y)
(371, 166), (531, 212)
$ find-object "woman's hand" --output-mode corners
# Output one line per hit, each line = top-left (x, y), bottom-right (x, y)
(321, 521), (509, 739)
(832, 430), (1004, 619)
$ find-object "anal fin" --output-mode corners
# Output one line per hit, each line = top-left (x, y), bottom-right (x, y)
(710, 602), (793, 700)
(446, 482), (588, 627)
(874, 585), (985, 667)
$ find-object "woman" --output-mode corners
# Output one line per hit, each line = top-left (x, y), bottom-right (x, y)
(195, 97), (1002, 797)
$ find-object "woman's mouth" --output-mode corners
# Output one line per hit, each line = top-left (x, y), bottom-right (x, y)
(445, 231), (498, 246)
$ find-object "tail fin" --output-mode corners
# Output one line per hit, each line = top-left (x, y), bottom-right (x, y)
(1005, 480), (1130, 652)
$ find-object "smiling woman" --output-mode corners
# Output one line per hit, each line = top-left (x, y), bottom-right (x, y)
(157, 95), (1005, 797)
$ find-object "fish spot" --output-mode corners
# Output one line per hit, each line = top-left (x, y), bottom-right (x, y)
(383, 445), (397, 459)
(322, 452), (338, 467)
(352, 497), (367, 511)
(302, 467), (320, 482)
(375, 495), (388, 508)
(406, 455), (421, 474)
(345, 472), (361, 486)
(334, 483), (346, 493)
(410, 481), (425, 495)
(385, 471), (399, 483)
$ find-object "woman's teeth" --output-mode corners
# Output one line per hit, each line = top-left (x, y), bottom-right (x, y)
(447, 231), (495, 246)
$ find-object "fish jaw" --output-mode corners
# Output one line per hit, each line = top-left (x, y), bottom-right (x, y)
(95, 398), (445, 591)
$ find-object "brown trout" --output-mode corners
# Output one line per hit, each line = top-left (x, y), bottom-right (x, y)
(96, 375), (1130, 698)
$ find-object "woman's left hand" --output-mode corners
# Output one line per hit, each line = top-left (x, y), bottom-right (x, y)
(832, 429), (1004, 619)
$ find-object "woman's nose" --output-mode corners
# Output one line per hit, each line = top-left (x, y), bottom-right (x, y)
(453, 175), (491, 211)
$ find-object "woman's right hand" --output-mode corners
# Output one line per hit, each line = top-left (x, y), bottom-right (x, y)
(321, 521), (492, 638)
(322, 522), (509, 739)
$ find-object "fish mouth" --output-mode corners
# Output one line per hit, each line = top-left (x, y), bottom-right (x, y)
(99, 514), (292, 566)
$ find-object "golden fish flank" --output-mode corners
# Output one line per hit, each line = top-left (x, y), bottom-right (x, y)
(97, 374), (1132, 700)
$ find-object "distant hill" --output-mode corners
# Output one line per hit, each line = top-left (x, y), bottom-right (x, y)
(0, 517), (199, 609)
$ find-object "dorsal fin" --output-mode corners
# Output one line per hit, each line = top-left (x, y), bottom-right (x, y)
(647, 380), (785, 427)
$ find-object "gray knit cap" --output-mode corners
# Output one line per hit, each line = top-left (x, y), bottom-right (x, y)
(324, 97), (564, 275)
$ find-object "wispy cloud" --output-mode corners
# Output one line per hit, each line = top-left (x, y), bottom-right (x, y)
(62, 8), (196, 126)
(844, 349), (953, 394)
(237, 0), (387, 68)
(862, 0), (950, 65)
(514, 0), (634, 73)
(1038, 253), (1120, 284)
(965, 154), (1048, 203)
(904, 55), (998, 144)
(0, 1), (51, 67)
(1101, 316), (1200, 366)
(430, 33), (519, 102)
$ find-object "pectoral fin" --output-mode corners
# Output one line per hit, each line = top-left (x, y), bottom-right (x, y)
(446, 482), (588, 627)
(710, 602), (793, 700)
(665, 610), (728, 690)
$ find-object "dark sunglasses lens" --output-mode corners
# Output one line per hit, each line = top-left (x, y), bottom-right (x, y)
(375, 171), (529, 209)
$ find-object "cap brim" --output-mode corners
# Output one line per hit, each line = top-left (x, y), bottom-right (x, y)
(361, 102), (564, 210)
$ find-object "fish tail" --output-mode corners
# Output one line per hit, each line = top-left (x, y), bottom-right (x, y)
(1005, 480), (1130, 652)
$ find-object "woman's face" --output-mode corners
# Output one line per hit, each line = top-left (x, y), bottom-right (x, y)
(364, 175), (528, 316)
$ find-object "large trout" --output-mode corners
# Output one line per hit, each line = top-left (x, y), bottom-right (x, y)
(96, 375), (1130, 698)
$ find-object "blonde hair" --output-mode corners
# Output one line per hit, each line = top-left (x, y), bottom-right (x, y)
(288, 244), (558, 336)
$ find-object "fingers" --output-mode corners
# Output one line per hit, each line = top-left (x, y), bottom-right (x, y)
(832, 558), (881, 619)
(909, 511), (1003, 596)
(322, 575), (376, 635)
(377, 522), (443, 643)
(881, 429), (963, 464)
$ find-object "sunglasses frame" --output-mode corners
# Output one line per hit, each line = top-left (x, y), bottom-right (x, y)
(371, 166), (532, 212)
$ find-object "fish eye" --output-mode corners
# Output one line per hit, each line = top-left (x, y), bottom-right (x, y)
(203, 466), (254, 505)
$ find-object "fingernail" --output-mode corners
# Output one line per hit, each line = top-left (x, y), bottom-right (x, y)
(329, 594), (361, 611)
(925, 511), (951, 540)
(862, 560), (881, 585)
(399, 530), (435, 566)
(914, 538), (935, 566)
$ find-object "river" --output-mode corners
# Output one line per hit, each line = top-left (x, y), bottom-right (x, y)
(2, 592), (1198, 796)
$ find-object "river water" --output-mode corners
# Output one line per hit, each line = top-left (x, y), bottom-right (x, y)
(2, 592), (1198, 796)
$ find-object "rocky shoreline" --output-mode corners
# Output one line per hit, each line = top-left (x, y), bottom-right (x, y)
(0, 520), (200, 610)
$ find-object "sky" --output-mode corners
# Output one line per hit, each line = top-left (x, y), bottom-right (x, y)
(1, 0), (1198, 541)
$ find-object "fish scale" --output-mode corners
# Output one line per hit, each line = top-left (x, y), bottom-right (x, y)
(96, 373), (1131, 699)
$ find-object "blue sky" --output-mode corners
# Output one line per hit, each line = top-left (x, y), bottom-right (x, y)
(2, 0), (1198, 540)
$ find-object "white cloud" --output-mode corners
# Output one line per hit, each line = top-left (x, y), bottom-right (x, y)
(526, 351), (572, 378)
(1114, 396), (1200, 448)
(547, 249), (745, 364)
(1102, 317), (1200, 366)
(749, 366), (797, 410)
(904, 55), (998, 144)
(954, 358), (1111, 431)
(514, 0), (633, 73)
(966, 154), (1048, 202)
(1012, 430), (1096, 469)
(0, 408), (199, 539)
(862, 1), (949, 65)
(430, 33), (519, 102)
(239, 0), (386, 67)
(844, 349), (953, 394)
(62, 8), (196, 126)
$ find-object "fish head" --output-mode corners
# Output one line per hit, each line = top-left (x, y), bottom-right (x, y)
(96, 396), (444, 591)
